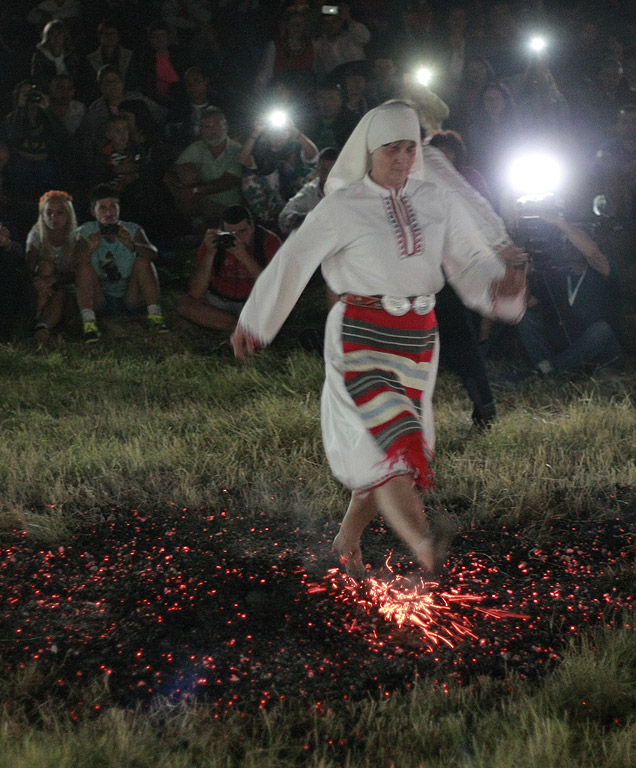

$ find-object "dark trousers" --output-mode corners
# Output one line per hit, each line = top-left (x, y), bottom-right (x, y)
(436, 284), (496, 426)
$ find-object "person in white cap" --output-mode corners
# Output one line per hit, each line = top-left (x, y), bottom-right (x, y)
(231, 100), (527, 577)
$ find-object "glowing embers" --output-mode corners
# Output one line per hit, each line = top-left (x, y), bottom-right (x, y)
(312, 561), (529, 653)
(0, 507), (635, 716)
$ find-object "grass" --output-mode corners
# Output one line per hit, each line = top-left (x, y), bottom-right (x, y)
(1, 280), (636, 766)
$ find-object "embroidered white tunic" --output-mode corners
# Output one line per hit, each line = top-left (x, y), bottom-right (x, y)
(239, 173), (523, 491)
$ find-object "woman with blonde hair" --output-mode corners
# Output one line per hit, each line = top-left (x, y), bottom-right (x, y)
(26, 189), (79, 341)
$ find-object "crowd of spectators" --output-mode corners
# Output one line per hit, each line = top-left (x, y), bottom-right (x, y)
(0, 0), (635, 378)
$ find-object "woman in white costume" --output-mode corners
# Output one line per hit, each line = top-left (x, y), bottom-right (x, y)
(232, 101), (526, 577)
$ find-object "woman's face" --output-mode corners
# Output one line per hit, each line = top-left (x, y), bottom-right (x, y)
(370, 140), (417, 190)
(43, 198), (69, 231)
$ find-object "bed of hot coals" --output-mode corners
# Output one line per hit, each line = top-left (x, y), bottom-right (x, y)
(1, 495), (635, 717)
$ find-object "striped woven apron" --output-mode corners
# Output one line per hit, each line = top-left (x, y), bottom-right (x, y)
(341, 302), (438, 492)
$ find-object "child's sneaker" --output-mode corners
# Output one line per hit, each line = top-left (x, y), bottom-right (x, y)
(83, 321), (100, 343)
(147, 314), (168, 333)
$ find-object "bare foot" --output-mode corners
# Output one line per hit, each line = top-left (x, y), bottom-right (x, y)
(431, 512), (456, 572)
(332, 533), (365, 579)
(414, 536), (435, 574)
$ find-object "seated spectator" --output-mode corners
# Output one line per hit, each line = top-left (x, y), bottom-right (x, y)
(75, 183), (167, 342)
(1, 81), (68, 201)
(96, 115), (145, 191)
(26, 190), (79, 342)
(313, 3), (370, 77)
(164, 106), (242, 231)
(46, 73), (85, 136)
(136, 21), (185, 107)
(0, 223), (30, 343)
(81, 65), (165, 172)
(278, 146), (338, 236)
(254, 10), (315, 99)
(85, 21), (135, 101)
(164, 66), (229, 151)
(239, 115), (318, 230)
(517, 212), (624, 375)
(30, 19), (79, 95)
(177, 204), (281, 331)
(305, 81), (349, 149)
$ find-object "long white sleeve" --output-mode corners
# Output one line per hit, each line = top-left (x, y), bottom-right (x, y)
(238, 206), (341, 346)
(442, 191), (525, 322)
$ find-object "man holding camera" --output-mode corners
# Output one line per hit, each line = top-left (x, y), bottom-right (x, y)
(176, 205), (281, 331)
(75, 184), (166, 342)
(517, 212), (624, 375)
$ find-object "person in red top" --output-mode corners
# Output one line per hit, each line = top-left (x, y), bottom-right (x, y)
(177, 204), (281, 331)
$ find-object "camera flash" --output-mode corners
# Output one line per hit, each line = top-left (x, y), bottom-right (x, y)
(529, 36), (547, 53)
(415, 67), (433, 86)
(268, 109), (288, 129)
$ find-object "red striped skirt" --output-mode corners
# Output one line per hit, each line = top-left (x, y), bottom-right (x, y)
(341, 302), (438, 492)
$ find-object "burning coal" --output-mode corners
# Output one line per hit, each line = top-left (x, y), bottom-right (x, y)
(0, 504), (633, 717)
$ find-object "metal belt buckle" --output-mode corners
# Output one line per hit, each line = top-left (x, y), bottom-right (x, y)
(412, 294), (435, 315)
(381, 295), (411, 316)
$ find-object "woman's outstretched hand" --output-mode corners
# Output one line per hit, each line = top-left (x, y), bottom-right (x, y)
(231, 324), (257, 361)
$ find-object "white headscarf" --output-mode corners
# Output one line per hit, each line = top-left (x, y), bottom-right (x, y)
(325, 100), (425, 195)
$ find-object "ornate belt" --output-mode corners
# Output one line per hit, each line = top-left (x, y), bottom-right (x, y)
(340, 292), (436, 316)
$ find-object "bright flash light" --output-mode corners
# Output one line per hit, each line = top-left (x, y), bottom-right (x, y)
(508, 152), (563, 198)
(529, 35), (547, 53)
(415, 67), (433, 86)
(267, 109), (288, 129)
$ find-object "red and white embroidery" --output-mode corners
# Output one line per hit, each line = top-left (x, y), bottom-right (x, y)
(383, 189), (424, 259)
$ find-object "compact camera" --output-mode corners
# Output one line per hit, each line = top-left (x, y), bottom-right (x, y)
(216, 232), (236, 249)
(322, 5), (339, 14)
(26, 88), (44, 105)
(99, 222), (120, 236)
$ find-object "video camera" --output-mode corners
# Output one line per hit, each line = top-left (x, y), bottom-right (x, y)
(513, 197), (562, 267)
(507, 151), (564, 269)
